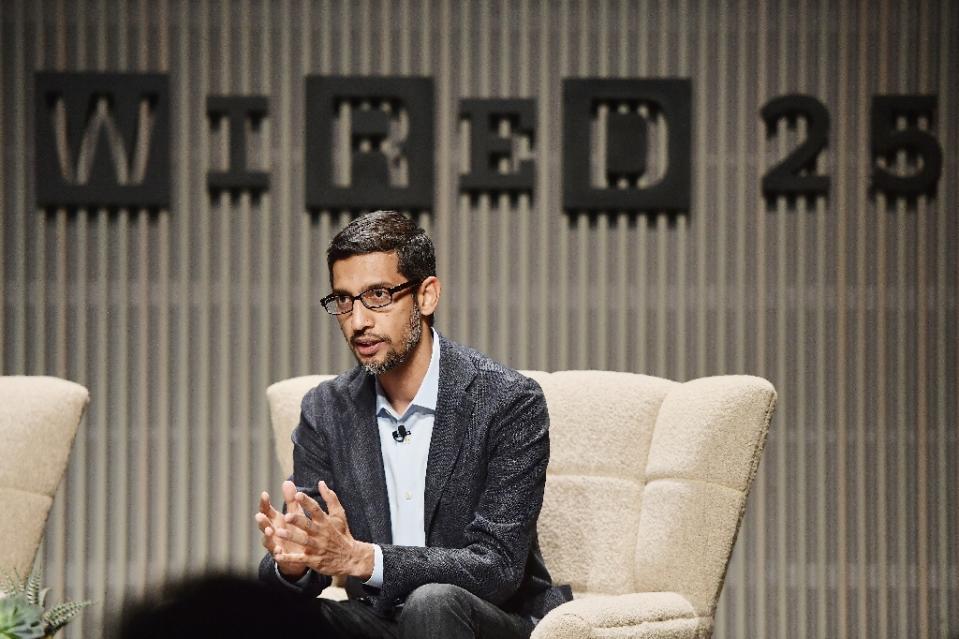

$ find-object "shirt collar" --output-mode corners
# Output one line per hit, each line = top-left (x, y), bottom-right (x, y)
(375, 328), (440, 420)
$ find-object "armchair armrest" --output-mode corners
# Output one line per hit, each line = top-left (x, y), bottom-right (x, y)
(531, 591), (712, 639)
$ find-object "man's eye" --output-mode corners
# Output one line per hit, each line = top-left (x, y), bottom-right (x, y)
(333, 295), (353, 307)
(367, 289), (391, 302)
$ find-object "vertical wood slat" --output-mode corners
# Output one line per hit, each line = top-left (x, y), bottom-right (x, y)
(212, 0), (232, 571)
(814, 0), (830, 633)
(12, 0), (26, 377)
(854, 0), (868, 634)
(654, 1), (669, 379)
(835, 0), (850, 634)
(674, 0), (689, 383)
(914, 3), (931, 636)
(0, 2), (954, 637)
(192, 0), (212, 570)
(753, 1), (769, 636)
(794, 2), (809, 635)
(875, 1), (891, 635)
(774, 2), (790, 636)
(935, 2), (952, 636)
(172, 0), (192, 583)
(535, 0), (551, 373)
(896, 1), (912, 635)
(233, 0), (253, 567)
(291, 0), (307, 380)
(151, 0), (171, 591)
(131, 0), (151, 597)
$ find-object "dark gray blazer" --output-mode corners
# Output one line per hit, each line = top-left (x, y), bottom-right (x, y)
(259, 334), (568, 619)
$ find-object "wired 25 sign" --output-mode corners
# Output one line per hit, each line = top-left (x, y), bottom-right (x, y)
(34, 72), (945, 213)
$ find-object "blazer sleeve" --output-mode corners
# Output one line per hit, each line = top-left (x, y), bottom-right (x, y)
(258, 388), (334, 597)
(376, 378), (550, 607)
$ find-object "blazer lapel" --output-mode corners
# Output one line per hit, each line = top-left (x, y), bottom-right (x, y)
(346, 372), (393, 544)
(424, 336), (476, 534)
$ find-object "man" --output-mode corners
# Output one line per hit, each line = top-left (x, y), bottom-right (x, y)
(255, 211), (568, 638)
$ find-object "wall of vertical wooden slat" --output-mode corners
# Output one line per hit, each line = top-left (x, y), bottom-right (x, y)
(1, 1), (956, 637)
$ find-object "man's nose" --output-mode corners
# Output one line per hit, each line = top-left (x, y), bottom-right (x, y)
(350, 301), (374, 331)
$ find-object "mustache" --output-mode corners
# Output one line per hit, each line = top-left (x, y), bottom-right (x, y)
(351, 332), (391, 346)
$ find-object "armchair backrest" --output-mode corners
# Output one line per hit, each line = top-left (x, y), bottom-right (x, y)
(266, 375), (335, 479)
(0, 376), (89, 578)
(520, 370), (677, 598)
(634, 375), (775, 616)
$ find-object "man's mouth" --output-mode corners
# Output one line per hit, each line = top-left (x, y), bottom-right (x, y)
(353, 338), (384, 357)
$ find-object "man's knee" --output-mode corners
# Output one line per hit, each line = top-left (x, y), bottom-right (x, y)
(403, 584), (469, 612)
(401, 583), (472, 624)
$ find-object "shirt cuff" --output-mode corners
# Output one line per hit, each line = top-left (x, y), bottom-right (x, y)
(274, 563), (313, 591)
(362, 543), (384, 589)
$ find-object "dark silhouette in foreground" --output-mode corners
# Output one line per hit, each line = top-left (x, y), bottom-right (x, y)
(115, 574), (319, 639)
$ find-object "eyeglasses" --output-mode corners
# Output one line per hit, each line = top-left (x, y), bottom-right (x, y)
(321, 280), (420, 315)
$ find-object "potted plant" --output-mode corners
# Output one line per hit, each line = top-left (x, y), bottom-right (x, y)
(0, 565), (90, 639)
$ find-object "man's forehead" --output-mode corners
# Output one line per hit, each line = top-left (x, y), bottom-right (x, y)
(331, 252), (402, 289)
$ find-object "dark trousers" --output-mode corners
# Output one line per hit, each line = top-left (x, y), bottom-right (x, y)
(311, 584), (534, 639)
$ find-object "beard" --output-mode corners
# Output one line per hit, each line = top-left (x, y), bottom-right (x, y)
(354, 302), (423, 376)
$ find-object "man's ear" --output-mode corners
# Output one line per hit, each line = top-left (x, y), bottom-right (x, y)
(418, 276), (441, 317)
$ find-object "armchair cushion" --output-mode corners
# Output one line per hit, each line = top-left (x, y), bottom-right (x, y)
(531, 591), (710, 639)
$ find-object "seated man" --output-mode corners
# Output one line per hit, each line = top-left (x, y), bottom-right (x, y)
(255, 210), (569, 638)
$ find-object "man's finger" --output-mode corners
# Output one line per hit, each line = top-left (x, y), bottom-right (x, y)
(275, 525), (318, 548)
(318, 481), (345, 517)
(281, 480), (299, 512)
(294, 491), (328, 521)
(255, 512), (273, 533)
(283, 511), (314, 532)
(259, 491), (276, 516)
(272, 552), (311, 565)
(261, 526), (285, 551)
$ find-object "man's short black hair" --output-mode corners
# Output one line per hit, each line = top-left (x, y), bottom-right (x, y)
(327, 210), (436, 285)
(327, 210), (437, 326)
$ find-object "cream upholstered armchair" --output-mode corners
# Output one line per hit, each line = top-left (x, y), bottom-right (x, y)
(0, 376), (89, 578)
(266, 371), (776, 638)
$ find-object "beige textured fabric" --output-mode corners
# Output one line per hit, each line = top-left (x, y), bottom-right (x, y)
(635, 376), (776, 617)
(266, 375), (334, 479)
(530, 591), (710, 639)
(266, 371), (776, 638)
(0, 489), (53, 580)
(0, 376), (89, 578)
(523, 371), (676, 596)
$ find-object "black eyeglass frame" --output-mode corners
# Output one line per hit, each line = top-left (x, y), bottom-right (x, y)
(320, 280), (421, 316)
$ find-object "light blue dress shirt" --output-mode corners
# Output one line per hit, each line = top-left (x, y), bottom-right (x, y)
(364, 327), (440, 587)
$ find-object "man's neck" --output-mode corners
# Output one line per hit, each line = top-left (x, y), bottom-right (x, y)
(377, 326), (433, 415)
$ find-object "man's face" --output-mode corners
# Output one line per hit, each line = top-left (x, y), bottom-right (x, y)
(330, 252), (423, 376)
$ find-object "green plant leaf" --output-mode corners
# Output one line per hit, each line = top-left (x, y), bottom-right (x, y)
(24, 570), (41, 607)
(1, 561), (90, 637)
(42, 601), (92, 635)
(0, 594), (45, 639)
